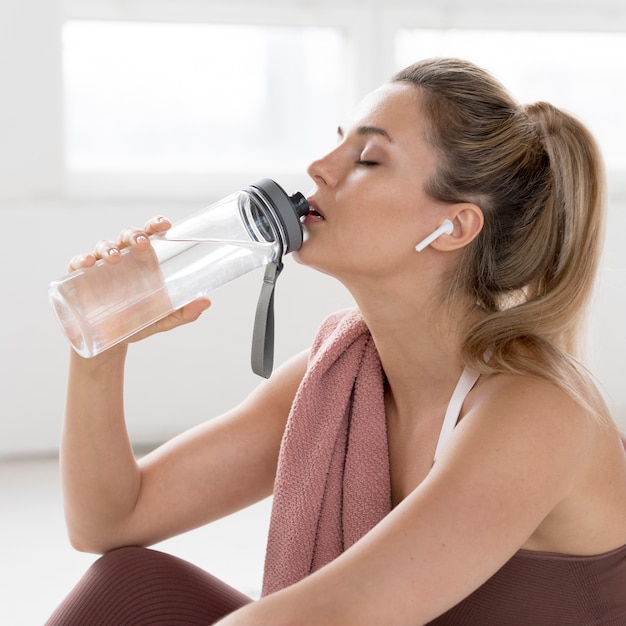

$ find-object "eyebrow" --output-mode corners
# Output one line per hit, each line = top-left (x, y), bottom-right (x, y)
(337, 125), (393, 143)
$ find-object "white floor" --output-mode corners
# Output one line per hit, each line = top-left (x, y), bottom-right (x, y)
(0, 455), (272, 625)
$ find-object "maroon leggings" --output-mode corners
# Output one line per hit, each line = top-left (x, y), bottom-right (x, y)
(45, 546), (253, 625)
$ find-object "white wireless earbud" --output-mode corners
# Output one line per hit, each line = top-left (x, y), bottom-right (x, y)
(414, 219), (454, 252)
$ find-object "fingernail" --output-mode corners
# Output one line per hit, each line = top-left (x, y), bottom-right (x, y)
(136, 235), (148, 244)
(108, 248), (120, 257)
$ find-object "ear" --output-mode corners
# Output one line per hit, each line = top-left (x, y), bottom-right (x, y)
(430, 203), (483, 251)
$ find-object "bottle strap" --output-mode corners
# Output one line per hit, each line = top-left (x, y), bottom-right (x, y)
(251, 258), (284, 378)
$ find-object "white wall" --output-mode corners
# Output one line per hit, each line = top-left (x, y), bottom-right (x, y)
(1, 0), (625, 458)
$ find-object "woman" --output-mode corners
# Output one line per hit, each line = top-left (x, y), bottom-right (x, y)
(47, 58), (626, 625)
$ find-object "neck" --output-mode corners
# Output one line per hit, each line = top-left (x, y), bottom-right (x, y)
(352, 282), (481, 418)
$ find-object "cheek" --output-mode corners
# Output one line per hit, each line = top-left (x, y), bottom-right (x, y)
(344, 220), (416, 271)
(366, 201), (423, 248)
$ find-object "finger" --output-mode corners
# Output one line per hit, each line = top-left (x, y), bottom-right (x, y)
(144, 216), (172, 236)
(156, 298), (212, 330)
(93, 239), (123, 263)
(179, 297), (212, 322)
(116, 227), (150, 251)
(126, 298), (211, 344)
(67, 252), (97, 272)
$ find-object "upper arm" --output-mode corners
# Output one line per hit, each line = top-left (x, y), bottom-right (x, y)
(238, 376), (593, 625)
(123, 349), (309, 547)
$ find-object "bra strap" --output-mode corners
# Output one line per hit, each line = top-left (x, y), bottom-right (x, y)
(433, 367), (480, 463)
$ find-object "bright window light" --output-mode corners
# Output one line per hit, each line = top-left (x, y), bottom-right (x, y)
(396, 29), (626, 172)
(63, 21), (345, 173)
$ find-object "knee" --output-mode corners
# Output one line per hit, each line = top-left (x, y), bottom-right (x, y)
(47, 546), (252, 625)
(88, 545), (151, 575)
(89, 545), (182, 583)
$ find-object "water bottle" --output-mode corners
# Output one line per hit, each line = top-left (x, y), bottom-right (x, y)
(49, 179), (309, 376)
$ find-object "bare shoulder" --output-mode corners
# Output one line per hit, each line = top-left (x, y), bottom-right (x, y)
(463, 368), (622, 463)
(456, 371), (596, 456)
(456, 369), (621, 483)
(452, 370), (626, 553)
(470, 370), (588, 416)
(431, 372), (599, 536)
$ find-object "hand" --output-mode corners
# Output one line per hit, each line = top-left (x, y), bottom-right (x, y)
(68, 216), (212, 347)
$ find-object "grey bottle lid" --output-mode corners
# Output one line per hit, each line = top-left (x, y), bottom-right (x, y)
(247, 178), (309, 254)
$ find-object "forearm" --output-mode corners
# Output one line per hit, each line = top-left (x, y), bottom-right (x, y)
(60, 346), (142, 553)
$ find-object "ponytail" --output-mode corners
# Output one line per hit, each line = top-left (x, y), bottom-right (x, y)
(393, 59), (607, 416)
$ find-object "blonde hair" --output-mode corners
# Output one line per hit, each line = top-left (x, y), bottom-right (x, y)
(393, 58), (606, 414)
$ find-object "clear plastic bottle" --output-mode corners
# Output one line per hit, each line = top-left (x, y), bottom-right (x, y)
(49, 179), (309, 360)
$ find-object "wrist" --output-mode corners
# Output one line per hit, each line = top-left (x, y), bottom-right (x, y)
(69, 342), (128, 375)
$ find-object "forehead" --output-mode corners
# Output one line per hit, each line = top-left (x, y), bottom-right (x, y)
(349, 82), (424, 135)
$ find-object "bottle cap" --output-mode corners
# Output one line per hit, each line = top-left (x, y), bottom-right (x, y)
(247, 179), (310, 254)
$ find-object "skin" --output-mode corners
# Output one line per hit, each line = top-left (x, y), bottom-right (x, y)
(61, 82), (626, 625)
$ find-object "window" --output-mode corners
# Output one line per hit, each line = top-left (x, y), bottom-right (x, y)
(63, 21), (345, 182)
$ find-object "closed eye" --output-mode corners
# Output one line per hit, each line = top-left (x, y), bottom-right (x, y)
(355, 159), (379, 166)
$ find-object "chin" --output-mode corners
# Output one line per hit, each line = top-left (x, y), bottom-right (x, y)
(292, 247), (337, 278)
(293, 247), (320, 270)
(292, 237), (315, 266)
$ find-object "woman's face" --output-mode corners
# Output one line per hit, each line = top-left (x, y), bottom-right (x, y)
(296, 81), (449, 284)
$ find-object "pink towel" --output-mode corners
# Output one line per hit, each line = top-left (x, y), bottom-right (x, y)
(262, 309), (392, 596)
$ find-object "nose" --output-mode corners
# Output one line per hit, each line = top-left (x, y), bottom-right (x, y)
(307, 147), (340, 188)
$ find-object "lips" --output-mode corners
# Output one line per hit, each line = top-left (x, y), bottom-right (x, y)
(305, 199), (325, 221)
